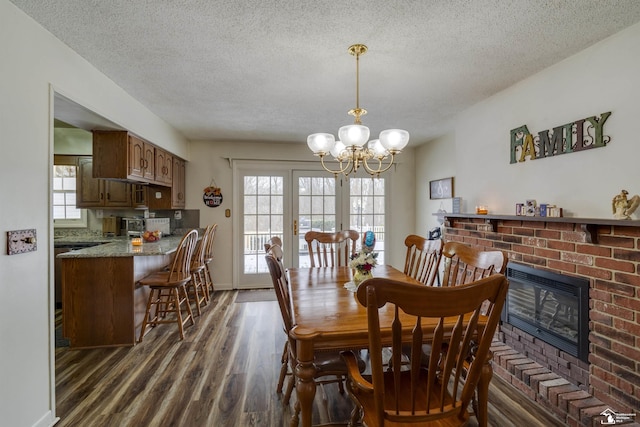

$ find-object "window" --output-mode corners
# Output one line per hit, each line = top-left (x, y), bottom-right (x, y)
(53, 164), (87, 227)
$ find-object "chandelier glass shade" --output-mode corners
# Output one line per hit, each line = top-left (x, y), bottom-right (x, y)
(307, 44), (409, 177)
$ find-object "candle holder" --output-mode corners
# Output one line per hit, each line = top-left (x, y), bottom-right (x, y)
(131, 237), (143, 246)
(476, 205), (488, 215)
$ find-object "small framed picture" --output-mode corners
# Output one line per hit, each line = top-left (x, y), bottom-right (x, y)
(429, 177), (454, 200)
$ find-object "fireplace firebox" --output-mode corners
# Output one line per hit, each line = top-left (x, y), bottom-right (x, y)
(503, 263), (589, 362)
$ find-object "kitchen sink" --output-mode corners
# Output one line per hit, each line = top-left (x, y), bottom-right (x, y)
(54, 242), (108, 250)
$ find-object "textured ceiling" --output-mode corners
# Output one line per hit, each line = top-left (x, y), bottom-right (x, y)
(10, 0), (640, 146)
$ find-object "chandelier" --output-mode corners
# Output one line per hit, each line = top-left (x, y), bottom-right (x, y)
(307, 44), (409, 178)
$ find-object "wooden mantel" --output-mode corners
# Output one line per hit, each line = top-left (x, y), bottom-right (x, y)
(438, 213), (640, 244)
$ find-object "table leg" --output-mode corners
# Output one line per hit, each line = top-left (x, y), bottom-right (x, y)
(293, 340), (316, 427)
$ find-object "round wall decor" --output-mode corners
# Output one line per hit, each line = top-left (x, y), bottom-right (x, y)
(203, 186), (223, 207)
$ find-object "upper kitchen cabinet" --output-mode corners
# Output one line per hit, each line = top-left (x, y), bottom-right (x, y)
(128, 134), (155, 181)
(155, 148), (173, 185)
(77, 157), (131, 208)
(148, 157), (186, 210)
(92, 131), (163, 185)
(172, 157), (185, 208)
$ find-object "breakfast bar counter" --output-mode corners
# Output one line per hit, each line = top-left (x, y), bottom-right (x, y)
(58, 235), (185, 348)
(56, 235), (185, 258)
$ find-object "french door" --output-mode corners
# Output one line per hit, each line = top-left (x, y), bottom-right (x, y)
(292, 171), (386, 267)
(234, 161), (386, 288)
(234, 164), (288, 288)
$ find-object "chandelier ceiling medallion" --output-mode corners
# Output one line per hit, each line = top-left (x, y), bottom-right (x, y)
(307, 44), (409, 178)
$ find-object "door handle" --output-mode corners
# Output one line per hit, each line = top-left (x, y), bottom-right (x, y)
(293, 220), (298, 236)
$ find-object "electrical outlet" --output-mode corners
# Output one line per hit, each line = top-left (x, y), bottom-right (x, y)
(7, 229), (37, 255)
(174, 210), (182, 220)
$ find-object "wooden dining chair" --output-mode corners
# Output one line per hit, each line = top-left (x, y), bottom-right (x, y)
(441, 241), (507, 287)
(403, 234), (443, 285)
(202, 223), (218, 297)
(138, 229), (198, 341)
(263, 237), (290, 395)
(342, 274), (509, 427)
(305, 230), (359, 267)
(265, 246), (365, 417)
(408, 241), (507, 420)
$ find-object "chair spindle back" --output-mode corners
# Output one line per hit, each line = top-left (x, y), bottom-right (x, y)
(305, 230), (359, 267)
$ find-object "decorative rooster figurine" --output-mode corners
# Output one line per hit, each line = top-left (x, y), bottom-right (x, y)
(612, 189), (640, 219)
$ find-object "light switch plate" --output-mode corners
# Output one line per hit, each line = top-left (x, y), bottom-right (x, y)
(7, 229), (37, 255)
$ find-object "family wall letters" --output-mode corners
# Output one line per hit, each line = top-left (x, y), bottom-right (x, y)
(510, 112), (611, 164)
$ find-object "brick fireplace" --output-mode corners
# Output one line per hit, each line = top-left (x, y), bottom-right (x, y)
(443, 215), (639, 426)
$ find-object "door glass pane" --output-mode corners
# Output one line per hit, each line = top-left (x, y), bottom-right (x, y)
(243, 175), (283, 274)
(350, 177), (385, 264)
(298, 176), (337, 267)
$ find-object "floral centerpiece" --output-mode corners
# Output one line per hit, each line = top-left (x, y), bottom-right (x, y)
(349, 251), (378, 280)
(347, 230), (378, 289)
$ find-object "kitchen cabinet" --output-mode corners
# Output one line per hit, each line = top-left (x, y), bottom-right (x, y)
(172, 157), (186, 208)
(93, 130), (159, 184)
(54, 247), (70, 309)
(131, 184), (148, 209)
(58, 236), (184, 348)
(155, 147), (173, 185)
(61, 254), (169, 347)
(129, 134), (155, 181)
(77, 157), (131, 208)
(148, 157), (186, 209)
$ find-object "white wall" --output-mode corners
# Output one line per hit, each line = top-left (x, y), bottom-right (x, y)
(415, 132), (457, 233)
(187, 141), (416, 289)
(0, 2), (188, 426)
(416, 21), (640, 221)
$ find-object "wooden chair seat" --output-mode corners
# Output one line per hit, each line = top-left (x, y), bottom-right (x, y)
(141, 270), (191, 285)
(138, 229), (198, 342)
(344, 369), (463, 427)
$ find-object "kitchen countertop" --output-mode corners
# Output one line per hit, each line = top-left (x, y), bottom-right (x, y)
(54, 235), (125, 245)
(56, 235), (185, 258)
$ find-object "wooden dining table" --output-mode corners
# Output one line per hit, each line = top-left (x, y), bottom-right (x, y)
(286, 265), (493, 427)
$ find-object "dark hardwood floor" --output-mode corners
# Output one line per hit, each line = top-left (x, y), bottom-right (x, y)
(55, 290), (564, 426)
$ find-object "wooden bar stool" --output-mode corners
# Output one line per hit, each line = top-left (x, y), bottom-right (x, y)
(202, 224), (218, 298)
(138, 229), (198, 342)
(187, 228), (209, 314)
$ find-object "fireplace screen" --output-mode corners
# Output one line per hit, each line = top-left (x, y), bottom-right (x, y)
(503, 263), (589, 362)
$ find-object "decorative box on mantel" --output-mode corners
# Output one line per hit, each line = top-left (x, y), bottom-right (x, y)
(437, 213), (640, 244)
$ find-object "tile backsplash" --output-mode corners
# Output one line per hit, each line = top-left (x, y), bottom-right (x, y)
(55, 209), (201, 237)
